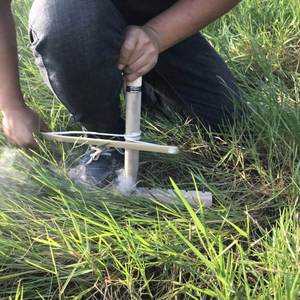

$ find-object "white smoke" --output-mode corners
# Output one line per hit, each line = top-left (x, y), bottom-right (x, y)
(0, 147), (31, 194)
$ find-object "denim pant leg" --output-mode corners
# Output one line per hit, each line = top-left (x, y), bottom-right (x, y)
(144, 33), (241, 128)
(112, 0), (177, 25)
(29, 0), (127, 133)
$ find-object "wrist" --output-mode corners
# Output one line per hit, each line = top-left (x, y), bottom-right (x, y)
(1, 99), (27, 116)
(142, 25), (163, 53)
(0, 89), (27, 113)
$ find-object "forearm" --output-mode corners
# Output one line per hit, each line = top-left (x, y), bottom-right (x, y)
(145, 0), (240, 52)
(0, 1), (25, 113)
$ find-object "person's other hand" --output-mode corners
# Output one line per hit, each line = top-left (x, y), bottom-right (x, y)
(118, 25), (161, 82)
(2, 105), (48, 148)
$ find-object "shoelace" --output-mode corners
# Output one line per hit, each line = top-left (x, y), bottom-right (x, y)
(85, 147), (112, 165)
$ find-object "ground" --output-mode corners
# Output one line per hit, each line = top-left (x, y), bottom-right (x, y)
(0, 0), (299, 299)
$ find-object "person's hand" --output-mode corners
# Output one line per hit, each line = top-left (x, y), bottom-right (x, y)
(2, 105), (48, 148)
(118, 25), (161, 82)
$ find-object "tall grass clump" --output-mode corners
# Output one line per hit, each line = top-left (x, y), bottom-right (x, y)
(0, 0), (299, 298)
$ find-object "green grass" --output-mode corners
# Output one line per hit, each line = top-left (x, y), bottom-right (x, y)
(0, 0), (299, 298)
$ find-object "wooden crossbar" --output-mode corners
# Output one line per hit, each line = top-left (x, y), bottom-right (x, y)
(41, 133), (179, 155)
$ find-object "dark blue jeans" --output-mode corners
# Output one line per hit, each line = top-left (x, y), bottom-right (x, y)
(29, 0), (240, 133)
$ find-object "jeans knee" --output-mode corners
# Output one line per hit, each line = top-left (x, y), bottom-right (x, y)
(28, 0), (126, 128)
(29, 0), (126, 55)
(29, 0), (60, 48)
